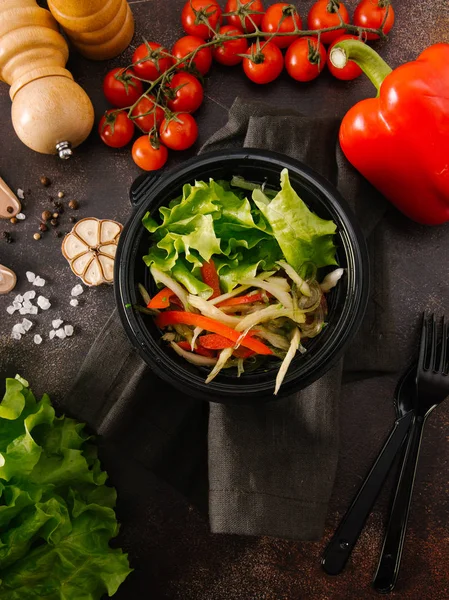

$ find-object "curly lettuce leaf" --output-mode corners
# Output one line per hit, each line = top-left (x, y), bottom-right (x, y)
(0, 377), (132, 599)
(253, 169), (337, 271)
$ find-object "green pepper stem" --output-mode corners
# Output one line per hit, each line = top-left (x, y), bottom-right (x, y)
(329, 39), (392, 93)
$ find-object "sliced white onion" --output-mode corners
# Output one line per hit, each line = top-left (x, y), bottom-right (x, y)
(274, 328), (301, 395)
(169, 341), (217, 366)
(191, 326), (203, 351)
(240, 277), (293, 309)
(276, 260), (311, 297)
(150, 266), (191, 311)
(188, 295), (241, 327)
(209, 271), (277, 306)
(264, 276), (291, 291)
(236, 304), (305, 333)
(320, 268), (344, 292)
(205, 347), (233, 383)
(255, 327), (290, 350)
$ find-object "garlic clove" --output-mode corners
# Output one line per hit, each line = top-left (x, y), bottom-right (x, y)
(83, 257), (103, 286)
(99, 243), (117, 258)
(0, 178), (21, 219)
(100, 220), (121, 243)
(62, 233), (89, 260)
(98, 254), (114, 282)
(72, 251), (95, 277)
(74, 218), (100, 247)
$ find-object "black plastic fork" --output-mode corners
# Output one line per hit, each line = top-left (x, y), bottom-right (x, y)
(373, 313), (449, 593)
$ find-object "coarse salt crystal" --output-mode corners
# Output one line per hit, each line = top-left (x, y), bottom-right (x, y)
(33, 277), (45, 287)
(19, 307), (29, 315)
(52, 319), (63, 329)
(11, 332), (21, 340)
(12, 323), (26, 335)
(23, 290), (36, 300)
(33, 334), (43, 345)
(26, 272), (36, 283)
(12, 301), (21, 309)
(37, 296), (51, 310)
(29, 306), (38, 315)
(22, 318), (33, 331)
(16, 212), (25, 220)
(55, 328), (66, 340)
(64, 324), (74, 337)
(22, 300), (32, 309)
(49, 330), (56, 340)
(69, 298), (79, 307)
(14, 294), (23, 303)
(17, 188), (24, 200)
(71, 284), (83, 297)
(6, 306), (16, 315)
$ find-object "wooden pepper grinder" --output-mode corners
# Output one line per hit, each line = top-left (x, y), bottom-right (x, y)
(0, 0), (94, 158)
(47, 0), (134, 61)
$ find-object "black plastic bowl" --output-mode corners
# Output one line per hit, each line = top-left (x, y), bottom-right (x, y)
(115, 149), (369, 404)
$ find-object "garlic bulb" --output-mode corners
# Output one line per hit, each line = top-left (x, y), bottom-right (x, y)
(62, 217), (122, 286)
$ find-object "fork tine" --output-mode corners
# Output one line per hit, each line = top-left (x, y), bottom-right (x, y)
(439, 315), (449, 374)
(430, 313), (438, 371)
(417, 312), (429, 372)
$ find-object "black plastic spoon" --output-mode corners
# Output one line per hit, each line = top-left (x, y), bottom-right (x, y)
(321, 365), (416, 575)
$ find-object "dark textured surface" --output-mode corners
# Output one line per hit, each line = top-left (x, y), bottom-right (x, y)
(1, 1), (449, 598)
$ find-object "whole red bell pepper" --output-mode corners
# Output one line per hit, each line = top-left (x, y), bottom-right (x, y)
(330, 40), (449, 225)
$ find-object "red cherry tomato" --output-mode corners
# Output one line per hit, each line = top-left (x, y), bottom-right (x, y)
(160, 113), (198, 151)
(132, 136), (168, 171)
(212, 25), (249, 66)
(132, 42), (173, 81)
(242, 41), (284, 84)
(353, 0), (395, 40)
(285, 36), (326, 82)
(172, 35), (213, 75)
(224, 0), (265, 33)
(327, 34), (363, 80)
(131, 96), (165, 133)
(261, 3), (302, 49)
(98, 110), (134, 148)
(181, 0), (222, 39)
(307, 0), (350, 45)
(102, 68), (143, 108)
(165, 72), (204, 113)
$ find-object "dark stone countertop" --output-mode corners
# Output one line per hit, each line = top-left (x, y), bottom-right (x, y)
(1, 1), (449, 598)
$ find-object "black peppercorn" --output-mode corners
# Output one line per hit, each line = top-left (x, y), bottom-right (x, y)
(68, 199), (79, 210)
(50, 218), (59, 227)
(42, 210), (52, 221)
(40, 176), (51, 187)
(69, 216), (77, 223)
(39, 223), (48, 232)
(6, 206), (13, 214)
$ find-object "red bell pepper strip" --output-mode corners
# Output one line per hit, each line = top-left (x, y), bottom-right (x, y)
(199, 333), (238, 349)
(177, 340), (215, 357)
(330, 40), (449, 225)
(216, 292), (265, 307)
(233, 347), (255, 359)
(156, 311), (273, 355)
(200, 259), (221, 299)
(148, 287), (175, 309)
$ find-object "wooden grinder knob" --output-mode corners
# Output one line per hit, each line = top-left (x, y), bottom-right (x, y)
(0, 0), (94, 158)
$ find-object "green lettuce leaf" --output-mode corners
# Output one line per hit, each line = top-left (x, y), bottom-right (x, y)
(253, 169), (337, 271)
(0, 376), (132, 599)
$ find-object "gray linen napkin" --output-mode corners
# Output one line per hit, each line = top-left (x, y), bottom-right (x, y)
(66, 98), (387, 541)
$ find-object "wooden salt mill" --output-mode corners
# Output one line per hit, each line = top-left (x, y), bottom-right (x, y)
(0, 0), (94, 158)
(47, 0), (134, 61)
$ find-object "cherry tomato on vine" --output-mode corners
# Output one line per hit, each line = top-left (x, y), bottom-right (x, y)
(98, 110), (134, 148)
(242, 41), (284, 84)
(285, 37), (326, 82)
(132, 136), (168, 171)
(327, 34), (363, 80)
(353, 0), (395, 40)
(224, 0), (265, 33)
(307, 0), (350, 45)
(103, 68), (143, 108)
(132, 42), (173, 81)
(181, 0), (222, 39)
(212, 25), (249, 66)
(261, 3), (302, 49)
(165, 72), (204, 113)
(131, 96), (165, 133)
(172, 35), (213, 75)
(160, 113), (198, 150)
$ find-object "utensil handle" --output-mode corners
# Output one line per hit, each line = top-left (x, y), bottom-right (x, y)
(373, 416), (425, 593)
(321, 411), (413, 576)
